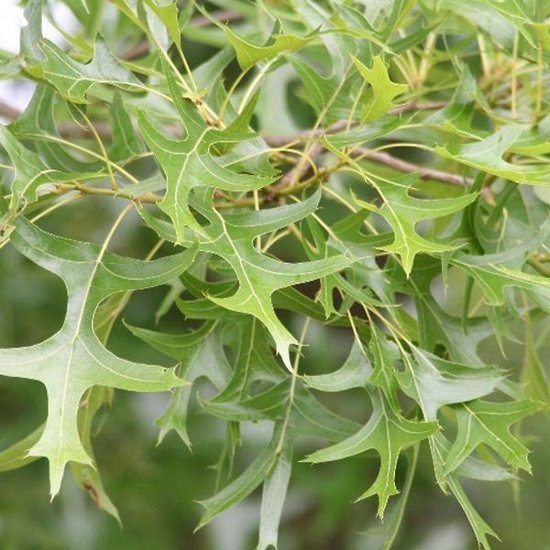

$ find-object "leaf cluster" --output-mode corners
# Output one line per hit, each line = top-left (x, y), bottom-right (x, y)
(0, 0), (549, 548)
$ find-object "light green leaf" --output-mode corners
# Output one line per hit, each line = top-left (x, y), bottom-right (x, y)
(353, 176), (478, 276)
(452, 252), (550, 312)
(142, 0), (181, 50)
(138, 68), (277, 240)
(0, 218), (196, 496)
(226, 27), (314, 71)
(10, 85), (102, 173)
(0, 124), (100, 216)
(193, 190), (354, 369)
(353, 56), (408, 121)
(26, 38), (144, 103)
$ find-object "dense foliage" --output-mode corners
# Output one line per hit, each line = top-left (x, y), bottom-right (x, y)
(1, 0), (549, 548)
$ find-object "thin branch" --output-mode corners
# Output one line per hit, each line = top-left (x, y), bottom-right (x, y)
(0, 101), (446, 143)
(351, 148), (473, 187)
(262, 102), (447, 146)
(527, 256), (550, 277)
(55, 183), (160, 204)
(268, 120), (348, 194)
(56, 121), (112, 140)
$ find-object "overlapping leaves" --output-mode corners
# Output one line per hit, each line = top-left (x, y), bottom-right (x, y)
(0, 1), (549, 549)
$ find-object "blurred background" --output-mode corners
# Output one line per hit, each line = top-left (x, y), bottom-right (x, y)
(1, 1), (550, 549)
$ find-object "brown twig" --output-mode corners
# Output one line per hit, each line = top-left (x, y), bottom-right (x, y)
(527, 256), (550, 277)
(268, 120), (348, 195)
(56, 121), (112, 140)
(262, 102), (447, 146)
(1, 100), (445, 146)
(351, 148), (473, 187)
(2, 93), (466, 192)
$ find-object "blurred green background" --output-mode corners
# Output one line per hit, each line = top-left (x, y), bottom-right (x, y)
(1, 197), (549, 550)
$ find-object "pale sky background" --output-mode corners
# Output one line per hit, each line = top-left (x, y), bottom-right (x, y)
(0, 0), (77, 112)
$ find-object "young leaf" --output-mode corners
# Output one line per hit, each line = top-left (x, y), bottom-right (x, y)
(225, 27), (314, 71)
(353, 56), (408, 121)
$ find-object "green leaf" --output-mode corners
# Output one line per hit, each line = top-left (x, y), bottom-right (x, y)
(0, 124), (99, 216)
(138, 75), (277, 240)
(109, 92), (146, 162)
(289, 56), (339, 116)
(226, 27), (314, 71)
(434, 126), (550, 185)
(193, 190), (354, 368)
(446, 472), (498, 550)
(257, 439), (293, 550)
(397, 346), (503, 420)
(196, 425), (280, 531)
(306, 390), (438, 517)
(10, 85), (102, 172)
(142, 0), (181, 51)
(70, 386), (121, 524)
(368, 324), (401, 411)
(445, 399), (539, 475)
(303, 341), (372, 392)
(451, 247), (550, 312)
(353, 56), (408, 121)
(0, 218), (196, 496)
(415, 292), (497, 366)
(353, 175), (478, 276)
(0, 426), (43, 472)
(358, 446), (418, 550)
(126, 320), (231, 446)
(26, 38), (143, 103)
